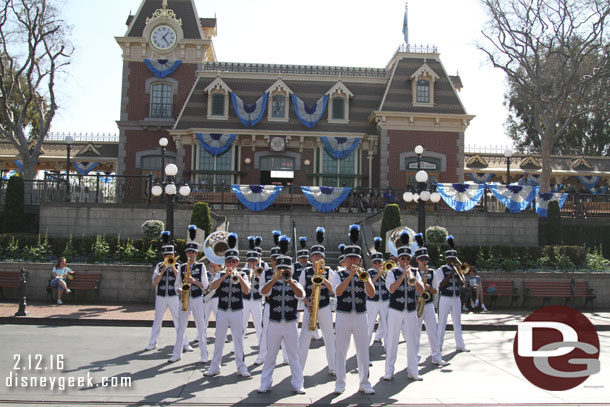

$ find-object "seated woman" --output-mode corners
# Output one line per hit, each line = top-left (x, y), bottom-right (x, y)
(51, 257), (74, 305)
(465, 268), (487, 312)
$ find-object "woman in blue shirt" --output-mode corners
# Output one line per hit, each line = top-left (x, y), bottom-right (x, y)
(51, 257), (74, 304)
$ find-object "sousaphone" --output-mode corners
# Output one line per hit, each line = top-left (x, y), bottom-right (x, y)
(385, 226), (416, 257)
(203, 231), (229, 265)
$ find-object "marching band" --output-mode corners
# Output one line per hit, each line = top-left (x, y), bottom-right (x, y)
(145, 223), (471, 394)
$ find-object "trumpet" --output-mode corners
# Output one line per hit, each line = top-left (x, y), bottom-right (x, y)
(254, 266), (264, 279)
(231, 271), (241, 284)
(163, 254), (177, 269)
(383, 260), (396, 272)
(351, 265), (369, 282)
(405, 268), (417, 286)
(281, 269), (292, 281)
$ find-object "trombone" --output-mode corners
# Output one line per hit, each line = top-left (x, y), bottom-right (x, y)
(452, 258), (469, 285)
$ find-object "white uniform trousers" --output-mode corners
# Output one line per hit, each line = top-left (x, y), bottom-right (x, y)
(257, 303), (289, 362)
(385, 308), (420, 378)
(334, 312), (371, 390)
(147, 295), (188, 347)
(437, 295), (465, 352)
(242, 298), (263, 343)
(260, 320), (304, 390)
(171, 296), (208, 360)
(204, 297), (218, 333)
(209, 309), (247, 373)
(367, 299), (388, 345)
(298, 305), (336, 372)
(416, 301), (442, 362)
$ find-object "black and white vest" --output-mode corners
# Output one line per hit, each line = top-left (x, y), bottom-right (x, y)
(217, 271), (247, 311)
(266, 280), (299, 322)
(292, 261), (311, 282)
(388, 267), (416, 312)
(302, 266), (331, 309)
(439, 265), (461, 297)
(155, 262), (177, 297)
(368, 268), (389, 301)
(416, 267), (434, 304)
(179, 262), (204, 298)
(335, 270), (367, 314)
(242, 267), (262, 301)
(207, 271), (221, 299)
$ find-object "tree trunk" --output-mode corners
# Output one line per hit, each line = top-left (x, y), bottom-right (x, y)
(540, 132), (553, 194)
(21, 155), (36, 205)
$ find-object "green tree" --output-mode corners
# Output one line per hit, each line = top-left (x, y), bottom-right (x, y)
(2, 173), (24, 232)
(478, 0), (610, 192)
(380, 204), (402, 255)
(190, 202), (213, 237)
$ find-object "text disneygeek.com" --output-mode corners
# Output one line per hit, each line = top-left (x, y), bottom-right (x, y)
(4, 354), (131, 391)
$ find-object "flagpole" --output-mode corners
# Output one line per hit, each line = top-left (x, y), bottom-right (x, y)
(403, 2), (409, 45)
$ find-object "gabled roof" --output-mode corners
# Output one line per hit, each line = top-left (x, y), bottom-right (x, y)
(126, 0), (202, 40)
(519, 155), (541, 170)
(466, 154), (489, 169)
(409, 62), (440, 81)
(265, 79), (293, 95)
(325, 81), (354, 98)
(204, 77), (232, 93)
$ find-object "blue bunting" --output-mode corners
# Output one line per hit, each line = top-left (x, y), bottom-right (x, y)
(320, 137), (361, 159)
(435, 183), (486, 211)
(488, 184), (539, 213)
(195, 133), (236, 156)
(2, 170), (17, 179)
(467, 173), (494, 184)
(143, 59), (182, 78)
(72, 161), (99, 175)
(301, 186), (351, 213)
(230, 93), (268, 128)
(577, 176), (607, 194)
(536, 192), (569, 217)
(292, 94), (328, 128)
(232, 185), (283, 211)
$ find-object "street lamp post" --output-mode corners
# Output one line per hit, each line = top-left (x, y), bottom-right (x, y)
(504, 149), (513, 185)
(159, 137), (168, 183)
(151, 163), (191, 238)
(65, 135), (74, 202)
(403, 145), (441, 234)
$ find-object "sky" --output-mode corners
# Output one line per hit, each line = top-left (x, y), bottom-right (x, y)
(51, 0), (512, 150)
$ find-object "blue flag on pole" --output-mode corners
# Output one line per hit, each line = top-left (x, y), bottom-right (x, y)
(402, 3), (408, 43)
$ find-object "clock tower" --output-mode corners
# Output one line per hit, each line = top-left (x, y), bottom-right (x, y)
(115, 0), (216, 180)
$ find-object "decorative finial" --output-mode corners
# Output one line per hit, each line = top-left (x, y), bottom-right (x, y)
(147, 0), (182, 25)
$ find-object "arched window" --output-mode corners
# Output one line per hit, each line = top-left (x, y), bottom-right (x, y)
(416, 80), (430, 103)
(331, 97), (346, 120)
(150, 83), (173, 118)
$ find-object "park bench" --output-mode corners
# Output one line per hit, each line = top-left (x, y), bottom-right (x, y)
(46, 273), (101, 302)
(482, 279), (519, 308)
(0, 271), (22, 298)
(523, 280), (595, 309)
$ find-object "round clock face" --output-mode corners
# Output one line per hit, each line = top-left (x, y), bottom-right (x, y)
(151, 25), (177, 50)
(270, 137), (285, 152)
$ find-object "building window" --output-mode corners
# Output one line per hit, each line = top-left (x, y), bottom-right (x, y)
(271, 95), (286, 118)
(321, 149), (356, 187)
(331, 98), (345, 120)
(211, 94), (225, 116)
(141, 155), (176, 171)
(260, 156), (295, 171)
(150, 83), (173, 118)
(416, 80), (430, 103)
(196, 145), (233, 190)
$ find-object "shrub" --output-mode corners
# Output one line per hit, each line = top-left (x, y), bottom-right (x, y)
(546, 201), (562, 245)
(62, 235), (79, 260)
(5, 236), (21, 260)
(380, 204), (402, 255)
(91, 234), (110, 263)
(191, 202), (213, 238)
(141, 220), (165, 239)
(22, 233), (53, 262)
(2, 173), (24, 233)
(425, 225), (448, 244)
(586, 246), (610, 270)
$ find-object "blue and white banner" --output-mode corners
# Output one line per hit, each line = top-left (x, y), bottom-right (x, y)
(301, 186), (352, 213)
(577, 175), (600, 190)
(589, 185), (608, 195)
(230, 93), (268, 128)
(292, 94), (328, 128)
(72, 161), (99, 175)
(97, 172), (113, 183)
(143, 59), (182, 78)
(467, 172), (494, 184)
(2, 170), (17, 179)
(320, 137), (361, 159)
(13, 160), (24, 172)
(529, 174), (541, 185)
(488, 184), (539, 213)
(232, 185), (283, 212)
(536, 192), (569, 217)
(195, 133), (236, 156)
(435, 183), (486, 212)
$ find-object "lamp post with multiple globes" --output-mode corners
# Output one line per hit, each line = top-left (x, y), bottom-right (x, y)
(151, 163), (191, 238)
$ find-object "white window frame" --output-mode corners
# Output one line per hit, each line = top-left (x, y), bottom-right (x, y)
(410, 63), (440, 107)
(266, 79), (293, 122)
(149, 82), (174, 119)
(326, 81), (353, 124)
(204, 77), (232, 120)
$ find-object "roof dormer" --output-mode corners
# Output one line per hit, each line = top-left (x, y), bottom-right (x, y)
(326, 81), (353, 124)
(204, 77), (232, 120)
(266, 79), (293, 122)
(410, 62), (440, 107)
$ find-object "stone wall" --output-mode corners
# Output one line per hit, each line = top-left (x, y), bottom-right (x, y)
(1, 263), (607, 308)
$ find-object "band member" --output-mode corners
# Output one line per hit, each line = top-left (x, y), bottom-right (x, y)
(435, 235), (469, 354)
(255, 230), (289, 366)
(337, 244), (346, 271)
(145, 231), (190, 352)
(367, 236), (389, 348)
(298, 227), (336, 376)
(384, 231), (425, 381)
(257, 235), (306, 394)
(204, 261), (221, 336)
(413, 233), (448, 367)
(332, 225), (376, 395)
(205, 233), (251, 377)
(169, 226), (209, 363)
(241, 236), (263, 344)
(293, 236), (311, 282)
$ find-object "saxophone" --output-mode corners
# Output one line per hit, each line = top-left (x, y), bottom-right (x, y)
(308, 259), (325, 331)
(181, 261), (191, 312)
(416, 267), (431, 318)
